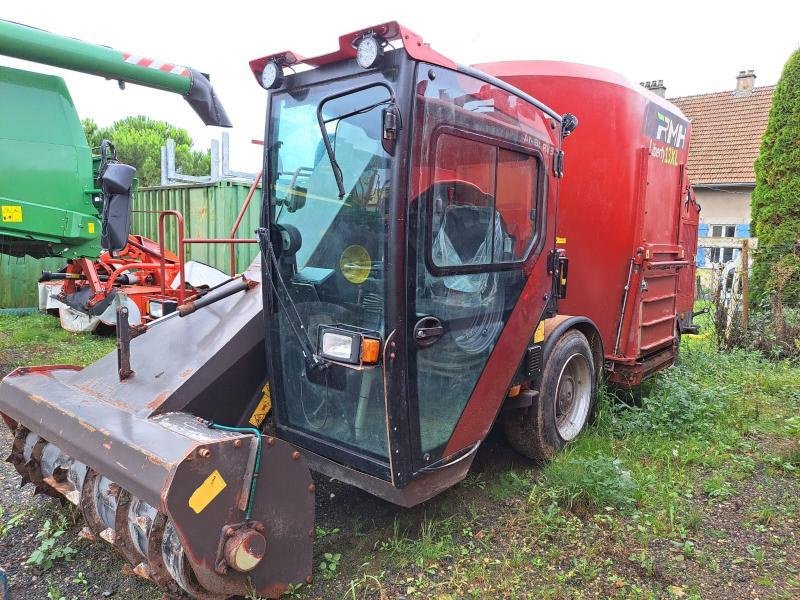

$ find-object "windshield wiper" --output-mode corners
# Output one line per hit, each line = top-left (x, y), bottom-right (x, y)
(315, 106), (346, 199)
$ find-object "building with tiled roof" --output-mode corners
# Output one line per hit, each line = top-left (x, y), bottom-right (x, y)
(644, 72), (773, 267)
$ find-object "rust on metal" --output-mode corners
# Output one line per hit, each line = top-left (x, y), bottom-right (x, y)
(223, 527), (266, 573)
(113, 488), (147, 568)
(147, 390), (171, 411)
(116, 306), (134, 380)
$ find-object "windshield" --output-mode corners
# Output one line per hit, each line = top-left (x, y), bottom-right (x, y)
(266, 80), (393, 460)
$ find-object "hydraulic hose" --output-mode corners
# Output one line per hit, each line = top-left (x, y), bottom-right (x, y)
(208, 424), (262, 520)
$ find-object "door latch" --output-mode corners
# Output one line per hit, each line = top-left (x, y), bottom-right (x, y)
(413, 316), (444, 347)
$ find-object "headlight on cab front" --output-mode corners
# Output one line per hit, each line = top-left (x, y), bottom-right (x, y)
(318, 326), (381, 366)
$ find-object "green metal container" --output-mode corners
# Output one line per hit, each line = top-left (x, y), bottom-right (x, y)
(132, 180), (261, 275)
(0, 181), (261, 308)
(0, 254), (65, 308)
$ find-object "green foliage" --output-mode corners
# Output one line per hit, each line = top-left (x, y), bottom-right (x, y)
(751, 47), (800, 307)
(26, 518), (76, 571)
(318, 552), (342, 580)
(0, 507), (27, 539)
(540, 452), (639, 512)
(81, 116), (210, 186)
(379, 518), (454, 568)
(611, 364), (727, 437)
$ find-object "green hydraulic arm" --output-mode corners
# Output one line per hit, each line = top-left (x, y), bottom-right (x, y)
(0, 20), (231, 260)
(0, 20), (231, 127)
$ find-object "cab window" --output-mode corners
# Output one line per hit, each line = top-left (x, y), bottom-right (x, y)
(430, 132), (540, 270)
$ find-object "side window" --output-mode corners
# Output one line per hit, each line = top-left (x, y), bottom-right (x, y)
(430, 133), (539, 270)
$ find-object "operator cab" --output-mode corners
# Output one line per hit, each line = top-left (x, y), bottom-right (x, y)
(252, 23), (563, 502)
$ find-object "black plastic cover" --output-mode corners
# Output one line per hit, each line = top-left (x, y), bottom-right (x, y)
(186, 68), (233, 128)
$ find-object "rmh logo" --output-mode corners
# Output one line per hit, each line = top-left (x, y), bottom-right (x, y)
(655, 112), (686, 149)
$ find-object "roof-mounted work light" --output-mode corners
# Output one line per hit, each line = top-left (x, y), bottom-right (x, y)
(260, 60), (284, 90)
(355, 34), (385, 69)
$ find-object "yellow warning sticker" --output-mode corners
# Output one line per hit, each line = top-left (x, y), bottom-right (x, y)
(555, 236), (567, 245)
(533, 321), (546, 343)
(87, 221), (95, 234)
(1, 205), (22, 223)
(188, 469), (227, 514)
(248, 383), (272, 427)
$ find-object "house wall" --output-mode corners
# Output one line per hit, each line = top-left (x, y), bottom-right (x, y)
(695, 186), (753, 225)
(693, 186), (754, 285)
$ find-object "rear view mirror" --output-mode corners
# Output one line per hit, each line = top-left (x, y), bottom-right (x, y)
(100, 162), (136, 253)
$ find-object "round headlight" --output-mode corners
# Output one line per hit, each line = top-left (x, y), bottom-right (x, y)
(261, 61), (284, 90)
(356, 35), (384, 69)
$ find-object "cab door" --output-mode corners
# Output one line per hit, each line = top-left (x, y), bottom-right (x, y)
(406, 64), (555, 471)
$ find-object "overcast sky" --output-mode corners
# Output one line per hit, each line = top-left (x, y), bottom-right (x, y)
(4, 1), (799, 171)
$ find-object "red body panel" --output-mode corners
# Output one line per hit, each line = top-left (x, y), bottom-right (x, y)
(477, 61), (696, 384)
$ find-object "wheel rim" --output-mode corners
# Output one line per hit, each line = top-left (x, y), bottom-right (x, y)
(555, 352), (592, 441)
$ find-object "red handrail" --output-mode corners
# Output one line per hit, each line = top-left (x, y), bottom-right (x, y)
(158, 211), (186, 303)
(227, 171), (262, 275)
(154, 174), (262, 302)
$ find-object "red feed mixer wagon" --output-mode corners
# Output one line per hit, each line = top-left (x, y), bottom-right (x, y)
(0, 22), (698, 598)
(477, 61), (700, 385)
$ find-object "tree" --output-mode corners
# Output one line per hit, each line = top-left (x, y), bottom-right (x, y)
(751, 49), (800, 308)
(81, 116), (210, 186)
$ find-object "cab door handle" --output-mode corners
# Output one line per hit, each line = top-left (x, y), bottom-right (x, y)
(413, 316), (444, 347)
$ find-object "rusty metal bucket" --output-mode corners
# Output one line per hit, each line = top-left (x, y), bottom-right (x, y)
(0, 259), (313, 598)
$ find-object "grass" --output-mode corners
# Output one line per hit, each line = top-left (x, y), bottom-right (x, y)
(298, 326), (800, 598)
(0, 313), (115, 372)
(2, 313), (799, 598)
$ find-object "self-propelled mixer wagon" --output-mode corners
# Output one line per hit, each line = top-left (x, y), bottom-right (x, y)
(0, 22), (698, 598)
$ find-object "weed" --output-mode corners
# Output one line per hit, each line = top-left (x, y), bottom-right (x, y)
(379, 518), (454, 567)
(315, 526), (341, 539)
(671, 539), (696, 559)
(0, 507), (27, 540)
(460, 473), (487, 490)
(702, 475), (733, 501)
(752, 505), (778, 526)
(541, 452), (639, 512)
(345, 571), (385, 599)
(318, 552), (341, 580)
(681, 506), (704, 532)
(46, 581), (65, 600)
(488, 470), (529, 501)
(26, 518), (77, 571)
(747, 544), (766, 564)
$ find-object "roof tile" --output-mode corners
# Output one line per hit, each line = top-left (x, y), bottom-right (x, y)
(670, 86), (774, 185)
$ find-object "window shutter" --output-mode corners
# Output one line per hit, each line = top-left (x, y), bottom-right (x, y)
(696, 246), (706, 267)
(735, 224), (750, 238)
(698, 223), (709, 237)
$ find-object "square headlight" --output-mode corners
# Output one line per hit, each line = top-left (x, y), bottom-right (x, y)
(319, 327), (360, 364)
(318, 326), (381, 365)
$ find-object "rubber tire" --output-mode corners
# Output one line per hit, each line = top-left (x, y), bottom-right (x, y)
(504, 329), (596, 462)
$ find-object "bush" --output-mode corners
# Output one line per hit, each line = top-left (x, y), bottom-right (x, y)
(610, 364), (727, 437)
(541, 452), (639, 513)
(751, 47), (800, 307)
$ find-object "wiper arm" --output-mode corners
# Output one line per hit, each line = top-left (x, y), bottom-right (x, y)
(257, 227), (325, 370)
(316, 104), (346, 199)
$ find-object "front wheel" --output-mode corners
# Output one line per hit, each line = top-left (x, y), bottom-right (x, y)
(504, 329), (596, 461)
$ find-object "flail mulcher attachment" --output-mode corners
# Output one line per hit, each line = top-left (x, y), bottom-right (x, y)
(0, 259), (314, 599)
